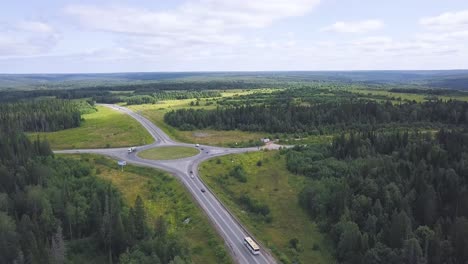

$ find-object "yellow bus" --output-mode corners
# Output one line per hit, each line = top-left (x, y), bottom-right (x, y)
(244, 237), (260, 255)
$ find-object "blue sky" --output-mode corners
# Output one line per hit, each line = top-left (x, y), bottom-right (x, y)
(1, 0), (468, 73)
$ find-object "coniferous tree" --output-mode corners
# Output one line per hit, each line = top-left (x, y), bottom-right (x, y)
(134, 195), (147, 240)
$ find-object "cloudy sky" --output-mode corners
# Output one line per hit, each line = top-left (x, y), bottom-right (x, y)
(1, 0), (468, 73)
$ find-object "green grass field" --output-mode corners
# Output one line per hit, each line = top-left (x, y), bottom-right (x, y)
(138, 146), (199, 160)
(199, 151), (334, 264)
(128, 98), (267, 147)
(351, 88), (468, 103)
(66, 154), (232, 264)
(29, 105), (154, 149)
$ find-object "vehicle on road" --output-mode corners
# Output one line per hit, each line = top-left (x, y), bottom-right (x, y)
(190, 174), (194, 179)
(127, 147), (136, 153)
(244, 237), (260, 255)
(195, 143), (200, 147)
(201, 188), (206, 193)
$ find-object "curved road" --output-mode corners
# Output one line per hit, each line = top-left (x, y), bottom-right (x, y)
(55, 104), (277, 264)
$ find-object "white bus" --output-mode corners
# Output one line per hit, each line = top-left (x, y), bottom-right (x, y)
(244, 237), (260, 255)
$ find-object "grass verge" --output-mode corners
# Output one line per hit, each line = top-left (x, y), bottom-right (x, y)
(138, 146), (199, 160)
(29, 105), (154, 149)
(64, 154), (232, 264)
(199, 151), (335, 264)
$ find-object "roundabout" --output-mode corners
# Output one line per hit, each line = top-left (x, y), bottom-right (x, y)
(55, 104), (277, 264)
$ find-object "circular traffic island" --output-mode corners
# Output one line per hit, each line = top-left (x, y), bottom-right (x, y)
(137, 146), (199, 160)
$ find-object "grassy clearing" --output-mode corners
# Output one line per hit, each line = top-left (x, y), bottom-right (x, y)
(180, 129), (266, 146)
(128, 99), (267, 147)
(351, 88), (468, 103)
(278, 134), (334, 146)
(138, 146), (199, 160)
(65, 154), (232, 264)
(199, 151), (334, 264)
(218, 88), (279, 98)
(29, 105), (154, 149)
(352, 88), (427, 102)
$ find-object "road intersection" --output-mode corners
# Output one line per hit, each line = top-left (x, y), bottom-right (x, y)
(55, 104), (277, 264)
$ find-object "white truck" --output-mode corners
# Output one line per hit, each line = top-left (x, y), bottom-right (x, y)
(127, 147), (136, 153)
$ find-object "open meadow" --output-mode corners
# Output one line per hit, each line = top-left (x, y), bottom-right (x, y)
(199, 151), (334, 264)
(350, 88), (468, 103)
(29, 105), (154, 149)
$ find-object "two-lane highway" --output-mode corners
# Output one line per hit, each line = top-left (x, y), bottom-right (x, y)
(55, 104), (277, 264)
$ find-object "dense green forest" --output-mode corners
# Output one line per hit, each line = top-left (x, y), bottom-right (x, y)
(0, 81), (266, 103)
(0, 128), (190, 263)
(125, 95), (157, 105)
(164, 100), (468, 133)
(388, 88), (468, 96)
(283, 129), (468, 263)
(0, 100), (88, 132)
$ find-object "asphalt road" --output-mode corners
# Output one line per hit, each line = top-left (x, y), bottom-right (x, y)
(55, 104), (277, 264)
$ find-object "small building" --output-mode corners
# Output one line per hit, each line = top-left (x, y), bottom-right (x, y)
(261, 138), (270, 143)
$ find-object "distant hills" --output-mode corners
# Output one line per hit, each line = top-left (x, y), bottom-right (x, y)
(1, 70), (467, 90)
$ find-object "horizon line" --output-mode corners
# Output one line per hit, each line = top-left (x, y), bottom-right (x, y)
(1, 69), (468, 75)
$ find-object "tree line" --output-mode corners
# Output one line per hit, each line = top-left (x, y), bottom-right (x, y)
(284, 129), (468, 263)
(164, 100), (468, 133)
(125, 95), (157, 105)
(0, 81), (266, 103)
(389, 88), (466, 96)
(0, 99), (86, 132)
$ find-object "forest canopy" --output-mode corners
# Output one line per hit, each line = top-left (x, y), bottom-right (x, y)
(284, 129), (468, 264)
(0, 127), (190, 263)
(164, 100), (468, 133)
(0, 99), (94, 132)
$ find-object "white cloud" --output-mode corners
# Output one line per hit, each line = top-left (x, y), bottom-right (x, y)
(347, 34), (463, 58)
(416, 10), (468, 56)
(420, 9), (468, 30)
(5, 1), (468, 72)
(416, 30), (468, 43)
(180, 0), (320, 28)
(65, 0), (320, 37)
(321, 19), (384, 33)
(63, 0), (319, 63)
(0, 21), (59, 57)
